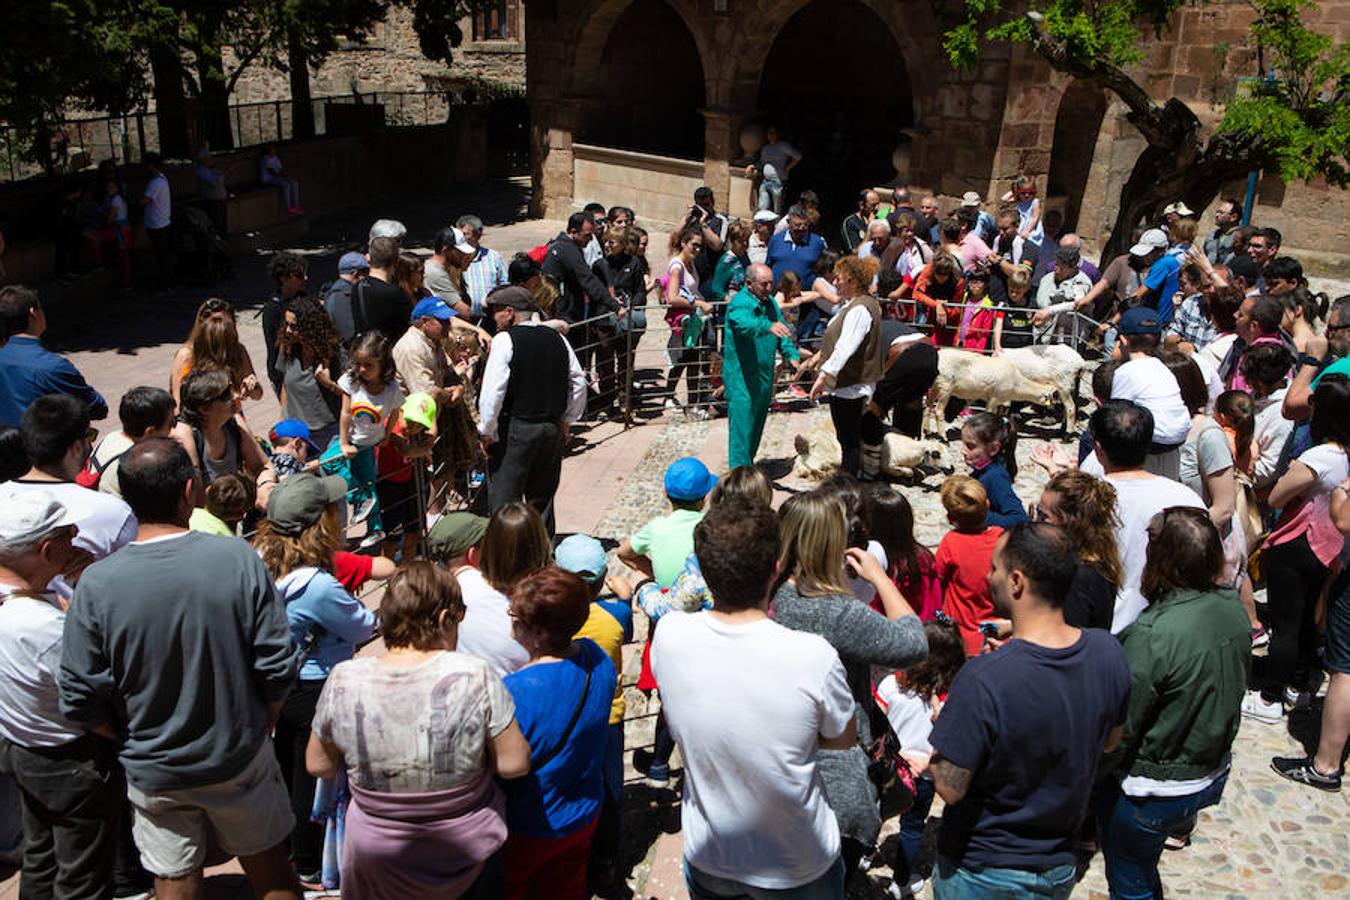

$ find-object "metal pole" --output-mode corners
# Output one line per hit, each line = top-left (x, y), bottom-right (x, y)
(274, 100), (283, 142)
(623, 316), (635, 427)
(106, 118), (117, 165)
(235, 105), (242, 147)
(136, 110), (147, 159)
(412, 459), (429, 559)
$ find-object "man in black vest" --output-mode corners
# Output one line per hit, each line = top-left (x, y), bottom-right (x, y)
(476, 285), (587, 535)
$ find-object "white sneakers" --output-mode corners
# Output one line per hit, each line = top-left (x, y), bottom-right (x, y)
(1240, 690), (1283, 724)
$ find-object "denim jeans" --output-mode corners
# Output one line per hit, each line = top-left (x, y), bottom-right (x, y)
(932, 856), (1076, 899)
(758, 177), (785, 214)
(1095, 770), (1229, 900)
(685, 856), (845, 899)
(895, 777), (936, 885)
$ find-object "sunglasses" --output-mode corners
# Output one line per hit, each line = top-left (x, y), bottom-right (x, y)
(212, 388), (234, 403)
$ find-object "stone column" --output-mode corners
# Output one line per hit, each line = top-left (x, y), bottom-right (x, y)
(530, 96), (580, 219)
(700, 108), (738, 204)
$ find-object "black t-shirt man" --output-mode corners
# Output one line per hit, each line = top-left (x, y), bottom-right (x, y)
(930, 629), (1130, 870)
(351, 276), (412, 341)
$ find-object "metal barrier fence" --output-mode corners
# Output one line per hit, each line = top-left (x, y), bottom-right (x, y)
(2, 90), (483, 184)
(555, 291), (1106, 423)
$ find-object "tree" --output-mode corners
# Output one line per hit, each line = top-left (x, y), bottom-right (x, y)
(945, 0), (1350, 259)
(0, 0), (146, 171)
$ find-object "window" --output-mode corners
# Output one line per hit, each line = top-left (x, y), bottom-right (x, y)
(473, 1), (511, 40)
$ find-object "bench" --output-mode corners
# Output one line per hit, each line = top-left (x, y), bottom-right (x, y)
(223, 186), (288, 235)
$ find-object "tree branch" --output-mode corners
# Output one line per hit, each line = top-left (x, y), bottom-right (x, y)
(1028, 26), (1173, 145)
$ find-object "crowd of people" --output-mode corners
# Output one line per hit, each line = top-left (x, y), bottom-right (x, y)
(0, 164), (1346, 900)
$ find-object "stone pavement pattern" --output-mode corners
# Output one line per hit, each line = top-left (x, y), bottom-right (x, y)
(3, 184), (1347, 899)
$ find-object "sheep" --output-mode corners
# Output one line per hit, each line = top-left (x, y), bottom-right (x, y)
(998, 344), (1090, 432)
(925, 348), (1060, 436)
(880, 433), (948, 479)
(793, 419), (841, 480)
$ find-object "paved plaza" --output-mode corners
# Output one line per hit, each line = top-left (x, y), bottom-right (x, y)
(4, 182), (1347, 900)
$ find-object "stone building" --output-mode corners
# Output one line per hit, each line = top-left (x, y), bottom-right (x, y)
(525, 0), (1349, 262)
(232, 1), (526, 105)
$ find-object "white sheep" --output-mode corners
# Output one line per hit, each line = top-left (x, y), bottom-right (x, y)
(998, 344), (1090, 432)
(880, 433), (947, 479)
(793, 420), (841, 481)
(925, 348), (1060, 436)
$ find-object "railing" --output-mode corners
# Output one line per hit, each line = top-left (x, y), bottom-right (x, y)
(551, 291), (1105, 426)
(1, 89), (504, 184)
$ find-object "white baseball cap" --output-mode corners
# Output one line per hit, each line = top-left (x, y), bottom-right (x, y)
(0, 491), (82, 549)
(1162, 201), (1195, 217)
(1129, 228), (1169, 256)
(960, 191), (983, 207)
(452, 226), (476, 256)
(752, 210), (780, 224)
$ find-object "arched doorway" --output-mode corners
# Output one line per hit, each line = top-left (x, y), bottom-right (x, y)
(1047, 82), (1108, 232)
(576, 2), (706, 160)
(756, 0), (914, 230)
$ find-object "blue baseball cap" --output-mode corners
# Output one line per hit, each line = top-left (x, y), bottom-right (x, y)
(337, 252), (368, 274)
(555, 534), (609, 583)
(664, 457), (717, 501)
(1118, 305), (1162, 335)
(269, 418), (321, 453)
(412, 297), (457, 321)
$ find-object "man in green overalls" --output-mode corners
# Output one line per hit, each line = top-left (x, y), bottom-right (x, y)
(723, 263), (800, 468)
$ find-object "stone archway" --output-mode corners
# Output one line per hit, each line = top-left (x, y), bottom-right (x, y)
(1047, 82), (1108, 232)
(752, 0), (916, 224)
(571, 1), (708, 160)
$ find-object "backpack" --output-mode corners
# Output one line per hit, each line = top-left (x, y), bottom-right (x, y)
(76, 446), (129, 489)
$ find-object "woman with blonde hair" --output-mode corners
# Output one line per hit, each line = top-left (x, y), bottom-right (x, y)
(255, 472), (378, 886)
(772, 490), (926, 880)
(798, 254), (885, 476)
(1033, 469), (1123, 629)
(170, 297), (263, 405)
(307, 561), (530, 898)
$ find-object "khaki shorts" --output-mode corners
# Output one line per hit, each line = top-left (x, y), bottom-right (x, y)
(125, 742), (294, 878)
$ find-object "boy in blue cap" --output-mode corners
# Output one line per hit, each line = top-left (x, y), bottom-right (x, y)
(268, 418), (322, 479)
(617, 457), (717, 588)
(616, 456), (716, 788)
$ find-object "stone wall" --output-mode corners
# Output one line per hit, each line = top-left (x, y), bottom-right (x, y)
(230, 6), (525, 106)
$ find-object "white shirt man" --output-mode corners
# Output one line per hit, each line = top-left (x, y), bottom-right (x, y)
(1091, 400), (1205, 632)
(652, 500), (854, 895)
(142, 171), (171, 231)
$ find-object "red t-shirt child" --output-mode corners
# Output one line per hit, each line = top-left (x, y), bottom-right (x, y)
(934, 525), (1003, 656)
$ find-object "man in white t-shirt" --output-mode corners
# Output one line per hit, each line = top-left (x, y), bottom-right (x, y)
(1109, 306), (1193, 480)
(427, 512), (530, 678)
(0, 395), (137, 598)
(138, 153), (173, 286)
(652, 499), (855, 897)
(1091, 400), (1205, 632)
(746, 126), (802, 214)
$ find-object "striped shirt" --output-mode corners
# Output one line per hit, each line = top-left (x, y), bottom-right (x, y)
(462, 246), (509, 316)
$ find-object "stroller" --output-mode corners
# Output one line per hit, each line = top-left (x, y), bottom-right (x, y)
(174, 203), (234, 284)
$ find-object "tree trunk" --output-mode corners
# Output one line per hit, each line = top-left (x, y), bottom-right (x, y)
(288, 31), (316, 140)
(193, 12), (235, 150)
(1100, 100), (1254, 260)
(149, 43), (192, 159)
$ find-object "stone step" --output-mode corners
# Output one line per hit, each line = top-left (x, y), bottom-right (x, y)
(227, 212), (311, 254)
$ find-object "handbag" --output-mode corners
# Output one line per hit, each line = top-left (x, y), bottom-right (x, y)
(865, 726), (917, 811)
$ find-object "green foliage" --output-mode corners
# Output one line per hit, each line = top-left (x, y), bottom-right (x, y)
(1219, 0), (1350, 186)
(944, 0), (1175, 71)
